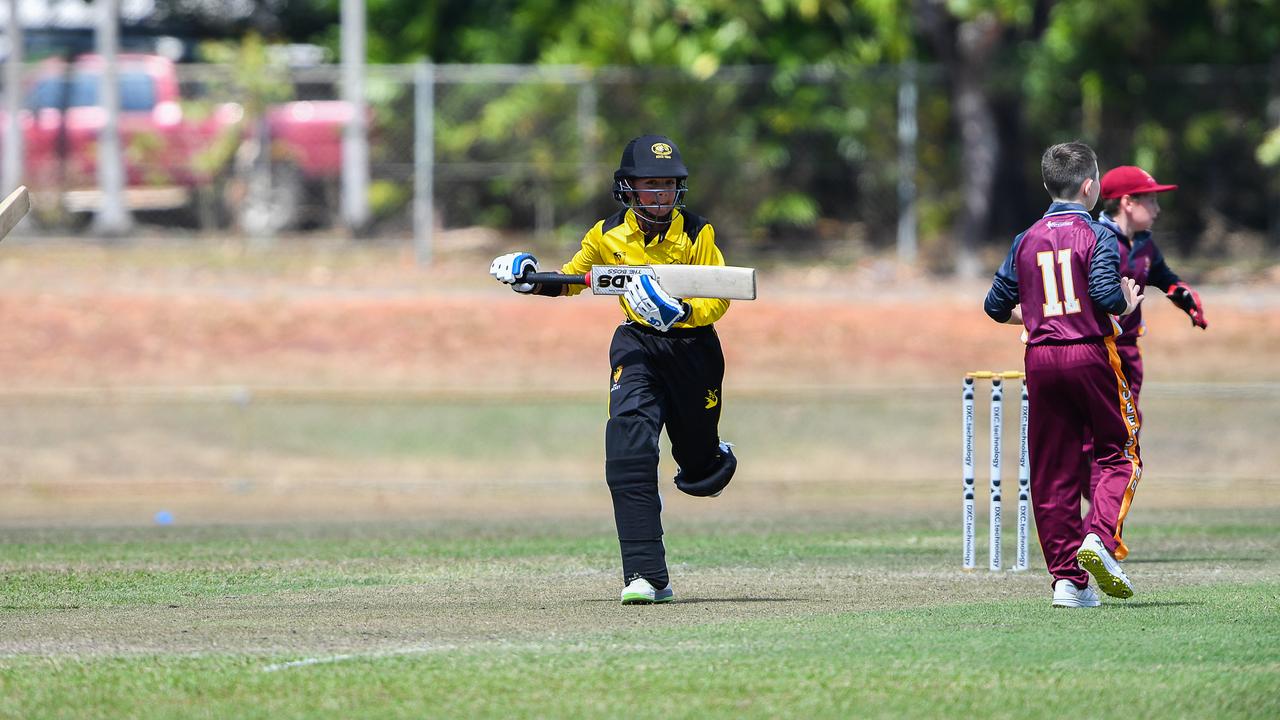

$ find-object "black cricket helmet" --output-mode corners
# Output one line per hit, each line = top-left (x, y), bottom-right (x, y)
(612, 134), (689, 224)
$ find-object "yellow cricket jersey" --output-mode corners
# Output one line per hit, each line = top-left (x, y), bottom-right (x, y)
(560, 208), (730, 329)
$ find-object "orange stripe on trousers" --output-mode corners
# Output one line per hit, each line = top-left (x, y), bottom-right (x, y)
(1104, 336), (1143, 560)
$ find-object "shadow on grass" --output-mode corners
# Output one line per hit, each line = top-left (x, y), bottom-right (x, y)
(1126, 557), (1263, 564)
(584, 597), (810, 604)
(1105, 600), (1205, 609)
(668, 597), (813, 604)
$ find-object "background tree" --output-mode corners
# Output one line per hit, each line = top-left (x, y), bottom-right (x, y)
(183, 0), (1280, 266)
(915, 0), (1053, 276)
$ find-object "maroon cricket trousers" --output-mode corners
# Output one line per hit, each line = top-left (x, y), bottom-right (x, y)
(1086, 341), (1143, 503)
(1025, 339), (1143, 588)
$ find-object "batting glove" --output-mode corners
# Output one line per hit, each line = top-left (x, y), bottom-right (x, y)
(624, 274), (689, 332)
(1166, 282), (1207, 329)
(489, 252), (539, 294)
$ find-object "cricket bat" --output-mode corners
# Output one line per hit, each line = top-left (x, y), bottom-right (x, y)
(521, 264), (757, 300)
(0, 186), (30, 242)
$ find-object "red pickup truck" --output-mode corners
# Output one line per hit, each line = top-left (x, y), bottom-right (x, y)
(8, 53), (351, 231)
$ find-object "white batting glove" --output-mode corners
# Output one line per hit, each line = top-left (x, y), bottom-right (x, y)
(624, 274), (688, 331)
(489, 252), (538, 293)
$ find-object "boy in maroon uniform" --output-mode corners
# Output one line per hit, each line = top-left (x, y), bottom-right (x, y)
(985, 142), (1145, 607)
(1099, 166), (1207, 401)
(1084, 167), (1208, 531)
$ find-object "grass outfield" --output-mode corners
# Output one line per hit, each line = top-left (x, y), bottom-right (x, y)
(4, 386), (1278, 525)
(2, 510), (1278, 719)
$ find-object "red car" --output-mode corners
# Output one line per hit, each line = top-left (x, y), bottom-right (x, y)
(7, 53), (352, 230)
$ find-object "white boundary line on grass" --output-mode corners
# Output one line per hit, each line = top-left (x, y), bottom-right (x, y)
(262, 654), (357, 672)
(260, 639), (736, 672)
(262, 645), (458, 673)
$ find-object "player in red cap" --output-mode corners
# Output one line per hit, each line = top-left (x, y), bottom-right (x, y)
(1098, 166), (1205, 335)
(1086, 166), (1207, 552)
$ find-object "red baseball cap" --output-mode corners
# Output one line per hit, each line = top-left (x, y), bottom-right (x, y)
(1100, 166), (1178, 199)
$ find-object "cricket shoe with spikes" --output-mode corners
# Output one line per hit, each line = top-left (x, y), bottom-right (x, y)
(620, 577), (675, 605)
(1051, 579), (1101, 608)
(1076, 532), (1133, 599)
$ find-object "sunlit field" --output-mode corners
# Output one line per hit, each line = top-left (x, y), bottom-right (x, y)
(2, 243), (1278, 718)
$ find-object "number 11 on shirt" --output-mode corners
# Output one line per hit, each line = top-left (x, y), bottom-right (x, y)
(1036, 249), (1081, 317)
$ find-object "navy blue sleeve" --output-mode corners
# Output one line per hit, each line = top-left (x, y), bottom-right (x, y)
(1146, 240), (1181, 292)
(1088, 224), (1127, 315)
(984, 233), (1022, 322)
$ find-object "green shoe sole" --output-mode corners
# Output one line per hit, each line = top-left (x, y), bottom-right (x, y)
(1077, 549), (1134, 599)
(621, 593), (674, 605)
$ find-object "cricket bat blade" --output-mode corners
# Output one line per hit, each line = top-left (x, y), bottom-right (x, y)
(519, 265), (757, 300)
(0, 186), (30, 242)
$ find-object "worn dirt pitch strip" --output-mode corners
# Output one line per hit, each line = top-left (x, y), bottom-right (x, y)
(3, 512), (1277, 660)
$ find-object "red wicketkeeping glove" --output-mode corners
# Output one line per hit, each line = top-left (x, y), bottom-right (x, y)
(1166, 282), (1207, 329)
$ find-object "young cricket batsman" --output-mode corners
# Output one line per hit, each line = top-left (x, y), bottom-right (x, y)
(489, 135), (737, 605)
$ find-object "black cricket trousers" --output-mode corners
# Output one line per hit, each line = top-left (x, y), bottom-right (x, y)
(605, 321), (736, 589)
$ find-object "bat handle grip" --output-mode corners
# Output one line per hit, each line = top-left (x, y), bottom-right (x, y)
(519, 272), (590, 287)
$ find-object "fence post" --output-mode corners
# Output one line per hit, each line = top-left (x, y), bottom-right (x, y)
(414, 61), (435, 266)
(897, 60), (919, 266)
(92, 0), (133, 237)
(577, 68), (598, 233)
(1270, 55), (1280, 249)
(3, 0), (24, 199)
(340, 0), (370, 235)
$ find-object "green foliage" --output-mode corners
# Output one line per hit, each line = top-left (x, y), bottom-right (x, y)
(290, 0), (1280, 253)
(1258, 127), (1280, 166)
(190, 34), (300, 181)
(198, 33), (296, 116)
(753, 192), (821, 228)
(123, 131), (173, 186)
(1132, 121), (1173, 174)
(367, 179), (409, 219)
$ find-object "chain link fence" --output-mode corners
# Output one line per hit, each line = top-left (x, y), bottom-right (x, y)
(2, 60), (1277, 267)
